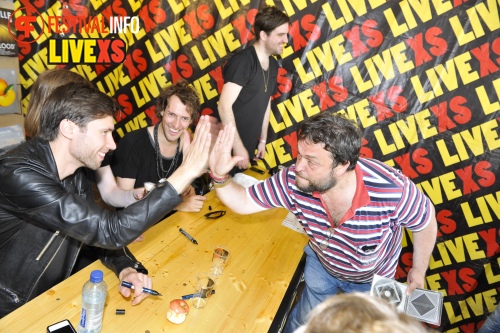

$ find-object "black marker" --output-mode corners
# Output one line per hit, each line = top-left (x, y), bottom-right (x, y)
(179, 228), (198, 245)
(120, 281), (162, 296)
(250, 166), (265, 175)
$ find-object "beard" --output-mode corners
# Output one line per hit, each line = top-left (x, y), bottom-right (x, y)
(295, 169), (336, 193)
(71, 138), (102, 170)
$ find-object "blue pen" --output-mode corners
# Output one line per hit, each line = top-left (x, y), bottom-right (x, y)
(181, 290), (215, 300)
(120, 281), (162, 296)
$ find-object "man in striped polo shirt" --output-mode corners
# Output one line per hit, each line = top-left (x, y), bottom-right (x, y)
(208, 112), (437, 332)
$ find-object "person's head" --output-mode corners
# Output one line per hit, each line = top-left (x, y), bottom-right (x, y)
(155, 80), (200, 142)
(294, 112), (363, 192)
(25, 69), (90, 138)
(38, 82), (120, 170)
(254, 6), (290, 55)
(298, 293), (432, 333)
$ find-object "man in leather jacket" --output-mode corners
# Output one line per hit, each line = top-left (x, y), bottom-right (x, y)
(0, 83), (214, 318)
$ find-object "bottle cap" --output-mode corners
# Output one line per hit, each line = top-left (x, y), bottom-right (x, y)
(90, 270), (104, 283)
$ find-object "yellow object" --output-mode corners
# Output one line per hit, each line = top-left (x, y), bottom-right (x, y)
(0, 78), (7, 96)
(0, 89), (15, 107)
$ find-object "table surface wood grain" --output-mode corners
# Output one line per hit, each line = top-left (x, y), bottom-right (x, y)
(0, 173), (308, 333)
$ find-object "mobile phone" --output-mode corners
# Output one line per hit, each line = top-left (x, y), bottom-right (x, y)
(47, 319), (77, 333)
(250, 166), (265, 175)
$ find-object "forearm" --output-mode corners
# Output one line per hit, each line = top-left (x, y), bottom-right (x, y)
(411, 213), (438, 273)
(259, 101), (271, 141)
(100, 186), (137, 207)
(214, 178), (265, 215)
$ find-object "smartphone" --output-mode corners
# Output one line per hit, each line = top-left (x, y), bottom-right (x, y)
(47, 319), (77, 333)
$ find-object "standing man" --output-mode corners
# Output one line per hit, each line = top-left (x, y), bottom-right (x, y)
(0, 82), (213, 318)
(218, 6), (289, 173)
(209, 112), (438, 332)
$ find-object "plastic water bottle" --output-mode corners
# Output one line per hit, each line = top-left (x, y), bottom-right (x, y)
(78, 270), (107, 333)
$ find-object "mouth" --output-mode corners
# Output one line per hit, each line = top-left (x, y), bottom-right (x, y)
(98, 152), (107, 160)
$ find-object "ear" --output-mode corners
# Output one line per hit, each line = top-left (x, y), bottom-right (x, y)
(334, 161), (351, 175)
(59, 119), (76, 139)
(259, 30), (267, 41)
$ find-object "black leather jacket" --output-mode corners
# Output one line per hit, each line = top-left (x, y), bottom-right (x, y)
(0, 139), (182, 317)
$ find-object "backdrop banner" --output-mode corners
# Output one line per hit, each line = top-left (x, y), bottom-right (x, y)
(14, 0), (500, 331)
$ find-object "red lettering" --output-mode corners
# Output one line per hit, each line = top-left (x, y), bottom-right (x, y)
(361, 20), (383, 48)
(426, 27), (447, 57)
(441, 270), (464, 295)
(458, 267), (477, 293)
(475, 161), (495, 188)
(288, 20), (308, 51)
(394, 153), (419, 179)
(301, 14), (321, 42)
(450, 95), (471, 125)
(436, 209), (457, 237)
(117, 94), (133, 118)
(413, 148), (432, 174)
(183, 10), (204, 39)
(232, 10), (257, 45)
(406, 32), (433, 67)
(138, 5), (156, 33)
(209, 65), (224, 93)
(110, 39), (126, 63)
(386, 86), (407, 113)
(144, 105), (158, 124)
(344, 25), (369, 58)
(112, 1), (127, 17)
(429, 101), (457, 132)
(478, 228), (500, 258)
(360, 138), (373, 158)
(96, 39), (111, 63)
(149, 0), (166, 24)
(470, 42), (500, 77)
(132, 48), (147, 72)
(201, 107), (214, 116)
(455, 166), (480, 195)
(368, 91), (394, 121)
(198, 4), (214, 30)
(283, 131), (298, 158)
(276, 67), (292, 95)
(123, 49), (146, 80)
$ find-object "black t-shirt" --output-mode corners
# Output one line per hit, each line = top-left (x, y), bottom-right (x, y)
(223, 46), (278, 157)
(110, 127), (183, 189)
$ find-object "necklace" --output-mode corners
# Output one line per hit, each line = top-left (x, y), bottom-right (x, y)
(261, 66), (269, 92)
(153, 122), (180, 180)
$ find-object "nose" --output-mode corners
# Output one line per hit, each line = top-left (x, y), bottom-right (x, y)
(107, 134), (116, 150)
(295, 156), (306, 172)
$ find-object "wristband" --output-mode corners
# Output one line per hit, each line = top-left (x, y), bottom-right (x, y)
(209, 171), (229, 183)
(213, 176), (232, 188)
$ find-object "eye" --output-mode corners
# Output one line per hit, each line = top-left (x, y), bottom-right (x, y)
(182, 117), (190, 122)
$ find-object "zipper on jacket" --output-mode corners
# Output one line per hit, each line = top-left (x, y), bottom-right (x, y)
(36, 231), (60, 261)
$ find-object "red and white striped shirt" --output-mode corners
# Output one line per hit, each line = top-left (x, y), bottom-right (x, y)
(248, 158), (432, 283)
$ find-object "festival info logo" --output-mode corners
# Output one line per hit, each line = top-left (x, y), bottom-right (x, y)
(8, 6), (137, 64)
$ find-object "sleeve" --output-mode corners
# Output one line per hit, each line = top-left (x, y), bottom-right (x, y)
(222, 51), (255, 87)
(0, 160), (182, 249)
(99, 246), (149, 276)
(395, 176), (433, 232)
(247, 167), (295, 210)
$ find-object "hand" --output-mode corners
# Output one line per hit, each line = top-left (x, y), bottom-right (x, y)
(255, 141), (266, 160)
(132, 234), (144, 243)
(133, 187), (145, 201)
(208, 116), (223, 151)
(181, 129), (192, 162)
(209, 124), (243, 177)
(176, 194), (206, 212)
(406, 267), (426, 295)
(118, 267), (153, 306)
(233, 144), (249, 170)
(179, 116), (212, 178)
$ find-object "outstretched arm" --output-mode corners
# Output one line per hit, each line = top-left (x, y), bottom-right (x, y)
(208, 124), (266, 215)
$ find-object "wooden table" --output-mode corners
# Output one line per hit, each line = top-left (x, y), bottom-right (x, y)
(0, 178), (308, 332)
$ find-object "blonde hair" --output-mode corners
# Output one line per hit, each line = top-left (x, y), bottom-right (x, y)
(25, 69), (90, 138)
(302, 293), (435, 333)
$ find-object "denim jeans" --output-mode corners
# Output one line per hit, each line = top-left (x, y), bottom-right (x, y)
(478, 305), (500, 333)
(283, 244), (372, 333)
